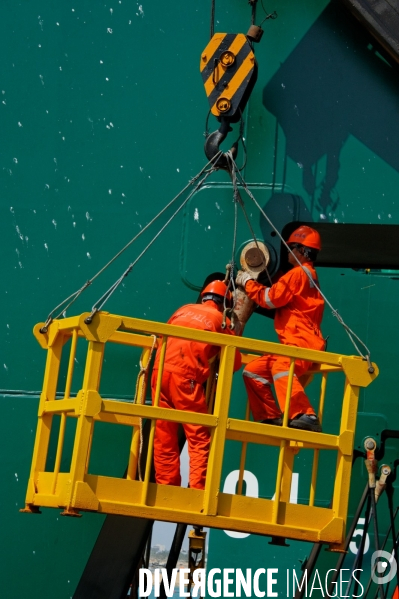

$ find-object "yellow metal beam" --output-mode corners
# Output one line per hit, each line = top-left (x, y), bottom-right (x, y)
(101, 400), (218, 428)
(67, 474), (344, 544)
(24, 311), (379, 548)
(203, 345), (236, 516)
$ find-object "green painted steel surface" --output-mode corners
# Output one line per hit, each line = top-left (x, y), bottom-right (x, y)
(2, 0), (399, 597)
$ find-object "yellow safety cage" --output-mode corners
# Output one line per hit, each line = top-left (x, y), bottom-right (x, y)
(22, 311), (378, 551)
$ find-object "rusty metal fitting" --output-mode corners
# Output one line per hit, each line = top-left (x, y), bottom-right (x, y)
(364, 437), (377, 488)
(364, 438), (376, 451)
(375, 464), (391, 502)
(247, 25), (264, 43)
(240, 241), (270, 277)
(224, 263), (232, 285)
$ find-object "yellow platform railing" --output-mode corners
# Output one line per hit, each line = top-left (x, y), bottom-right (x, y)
(22, 311), (378, 549)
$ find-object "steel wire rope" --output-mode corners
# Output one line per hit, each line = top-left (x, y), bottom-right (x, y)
(40, 153), (223, 331)
(259, 0), (277, 26)
(227, 155), (373, 363)
(250, 0), (257, 25)
(226, 151), (273, 286)
(224, 169), (239, 313)
(210, 0), (215, 39)
(85, 167), (218, 320)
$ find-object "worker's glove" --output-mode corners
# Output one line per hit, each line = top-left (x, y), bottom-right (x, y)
(236, 270), (255, 288)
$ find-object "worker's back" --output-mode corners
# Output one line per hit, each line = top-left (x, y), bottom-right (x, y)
(153, 302), (232, 384)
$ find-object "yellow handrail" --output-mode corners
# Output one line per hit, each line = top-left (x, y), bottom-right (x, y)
(23, 311), (379, 549)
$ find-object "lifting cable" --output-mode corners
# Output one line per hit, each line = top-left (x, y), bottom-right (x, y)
(227, 151), (273, 287)
(84, 165), (218, 323)
(226, 151), (373, 365)
(210, 0), (215, 39)
(40, 153), (223, 331)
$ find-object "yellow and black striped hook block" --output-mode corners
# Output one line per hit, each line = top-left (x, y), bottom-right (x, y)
(200, 33), (257, 122)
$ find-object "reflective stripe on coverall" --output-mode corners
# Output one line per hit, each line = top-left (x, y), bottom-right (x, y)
(243, 262), (325, 420)
(152, 302), (242, 490)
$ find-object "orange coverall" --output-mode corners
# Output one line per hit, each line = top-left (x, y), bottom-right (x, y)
(243, 262), (325, 420)
(151, 302), (242, 490)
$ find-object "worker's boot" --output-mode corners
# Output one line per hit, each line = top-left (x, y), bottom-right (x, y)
(261, 417), (283, 426)
(289, 414), (322, 432)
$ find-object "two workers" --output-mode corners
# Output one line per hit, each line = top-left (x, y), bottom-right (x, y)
(151, 225), (324, 489)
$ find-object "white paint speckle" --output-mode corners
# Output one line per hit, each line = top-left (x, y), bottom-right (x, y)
(17, 121), (23, 127)
(52, 219), (57, 229)
(194, 208), (199, 222)
(82, 234), (85, 240)
(86, 252), (91, 259)
(297, 162), (303, 169)
(107, 28), (113, 34)
(4, 364), (8, 371)
(13, 157), (18, 164)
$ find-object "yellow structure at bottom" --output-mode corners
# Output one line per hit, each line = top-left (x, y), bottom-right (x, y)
(23, 312), (378, 550)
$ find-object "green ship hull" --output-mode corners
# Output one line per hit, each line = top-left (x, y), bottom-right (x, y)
(2, 1), (399, 596)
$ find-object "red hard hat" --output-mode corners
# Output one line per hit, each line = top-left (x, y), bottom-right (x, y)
(287, 225), (321, 251)
(201, 280), (232, 302)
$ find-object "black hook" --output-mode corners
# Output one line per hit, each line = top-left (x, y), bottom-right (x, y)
(204, 117), (238, 170)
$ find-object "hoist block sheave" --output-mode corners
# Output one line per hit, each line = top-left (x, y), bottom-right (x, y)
(200, 33), (257, 122)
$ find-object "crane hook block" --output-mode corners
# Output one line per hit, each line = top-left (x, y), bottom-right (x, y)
(200, 33), (258, 122)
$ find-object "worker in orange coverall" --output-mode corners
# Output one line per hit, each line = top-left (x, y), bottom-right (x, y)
(151, 280), (242, 489)
(236, 225), (325, 432)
